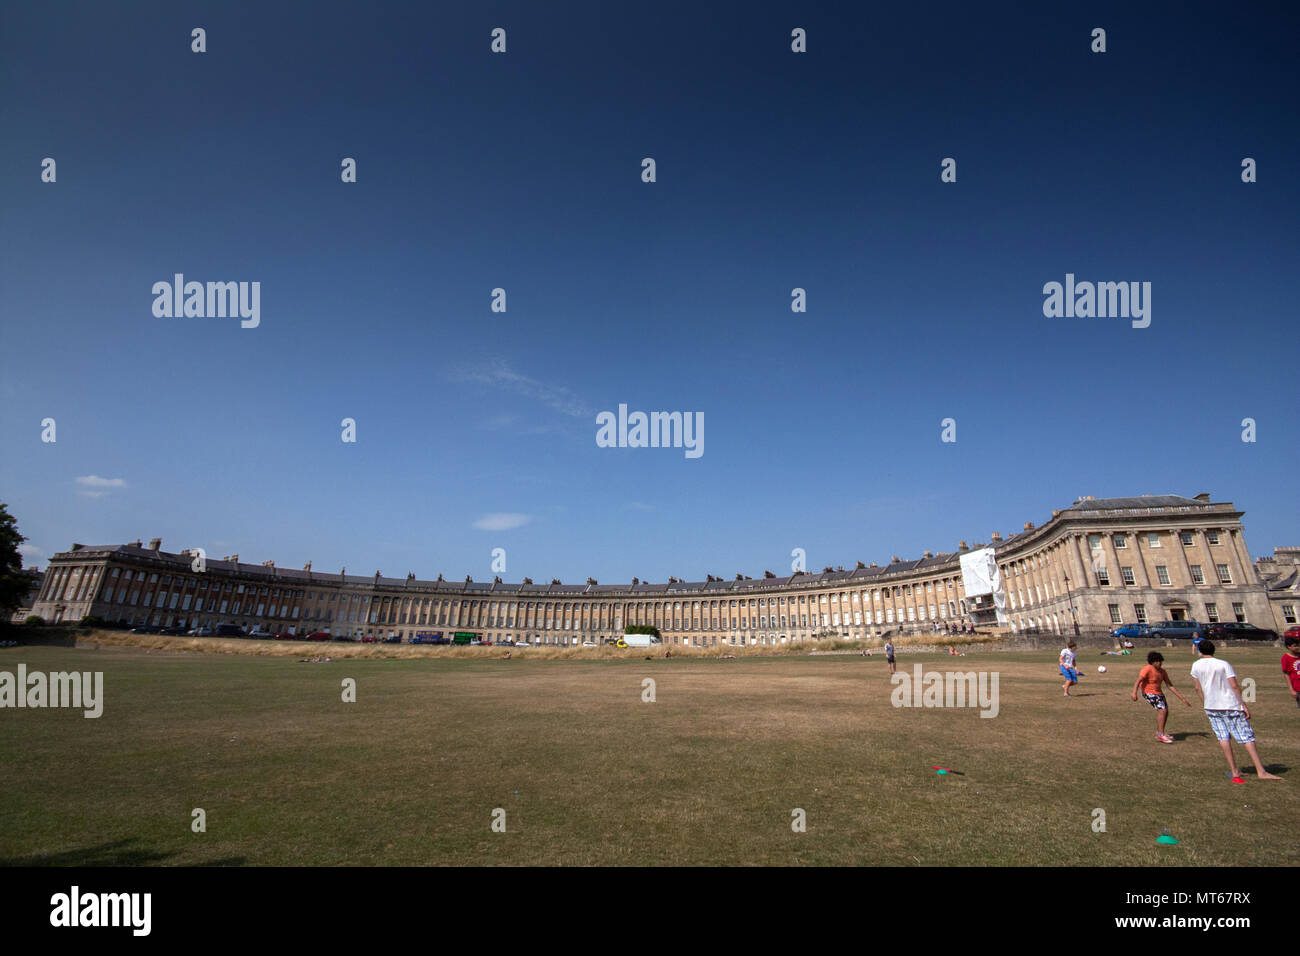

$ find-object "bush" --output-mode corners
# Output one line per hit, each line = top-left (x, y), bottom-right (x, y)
(23, 615), (44, 626)
(78, 615), (106, 628)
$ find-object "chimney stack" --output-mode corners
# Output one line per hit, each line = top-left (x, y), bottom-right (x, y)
(991, 532), (1002, 543)
(1194, 492), (1210, 502)
(958, 541), (969, 551)
(149, 538), (161, 551)
(1024, 521), (1035, 531)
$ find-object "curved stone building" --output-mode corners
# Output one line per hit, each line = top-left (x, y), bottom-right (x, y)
(26, 493), (1296, 643)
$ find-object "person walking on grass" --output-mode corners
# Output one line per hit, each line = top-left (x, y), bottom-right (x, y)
(884, 639), (896, 675)
(1281, 636), (1300, 709)
(1059, 640), (1080, 697)
(1131, 651), (1191, 743)
(1190, 640), (1282, 782)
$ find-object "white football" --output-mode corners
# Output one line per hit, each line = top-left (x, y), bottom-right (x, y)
(1097, 665), (1107, 673)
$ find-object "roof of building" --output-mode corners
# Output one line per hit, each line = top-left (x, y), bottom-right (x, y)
(1067, 494), (1209, 511)
(48, 493), (1242, 594)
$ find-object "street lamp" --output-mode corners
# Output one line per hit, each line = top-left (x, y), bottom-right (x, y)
(1064, 572), (1081, 637)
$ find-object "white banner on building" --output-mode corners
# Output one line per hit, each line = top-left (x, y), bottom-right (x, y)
(959, 546), (1009, 624)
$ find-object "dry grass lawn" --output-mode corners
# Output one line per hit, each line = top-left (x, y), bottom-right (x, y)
(0, 639), (1293, 866)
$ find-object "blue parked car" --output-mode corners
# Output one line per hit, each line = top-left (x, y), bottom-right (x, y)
(1111, 623), (1151, 639)
(1147, 620), (1207, 640)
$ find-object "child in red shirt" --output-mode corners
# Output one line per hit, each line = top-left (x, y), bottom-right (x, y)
(1282, 636), (1300, 708)
(1131, 651), (1191, 743)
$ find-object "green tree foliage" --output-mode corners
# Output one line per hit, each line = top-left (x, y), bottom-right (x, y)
(0, 503), (30, 614)
(624, 624), (661, 638)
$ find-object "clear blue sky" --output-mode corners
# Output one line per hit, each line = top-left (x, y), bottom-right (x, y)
(2, 1), (1297, 582)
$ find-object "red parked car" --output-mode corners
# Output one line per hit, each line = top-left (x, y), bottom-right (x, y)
(303, 631), (330, 641)
(273, 632), (296, 641)
(1285, 625), (1300, 640)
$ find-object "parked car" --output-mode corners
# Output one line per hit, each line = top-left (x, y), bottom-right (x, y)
(383, 635), (402, 643)
(1283, 625), (1300, 640)
(582, 641), (597, 647)
(269, 632), (293, 641)
(248, 627), (271, 637)
(361, 635), (379, 643)
(215, 624), (246, 637)
(515, 640), (531, 647)
(130, 625), (162, 634)
(160, 626), (189, 635)
(303, 631), (331, 641)
(1206, 622), (1277, 641)
(187, 626), (215, 637)
(409, 633), (441, 644)
(1110, 623), (1151, 639)
(1146, 620), (1206, 640)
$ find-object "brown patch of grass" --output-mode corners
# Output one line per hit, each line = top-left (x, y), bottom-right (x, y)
(4, 644), (1291, 866)
(76, 629), (994, 660)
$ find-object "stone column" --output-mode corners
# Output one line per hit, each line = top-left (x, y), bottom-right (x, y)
(1129, 534), (1153, 588)
(1229, 528), (1257, 586)
(1172, 528), (1194, 586)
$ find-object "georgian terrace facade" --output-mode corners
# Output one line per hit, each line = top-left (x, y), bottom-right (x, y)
(27, 494), (1295, 644)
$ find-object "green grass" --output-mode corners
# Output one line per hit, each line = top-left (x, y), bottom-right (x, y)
(0, 643), (1295, 866)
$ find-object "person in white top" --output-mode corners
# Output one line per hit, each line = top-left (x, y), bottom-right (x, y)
(1059, 641), (1080, 697)
(1190, 640), (1282, 782)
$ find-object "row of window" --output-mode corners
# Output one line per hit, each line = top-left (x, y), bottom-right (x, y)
(1107, 602), (1247, 625)
(1094, 564), (1233, 587)
(1088, 530), (1225, 550)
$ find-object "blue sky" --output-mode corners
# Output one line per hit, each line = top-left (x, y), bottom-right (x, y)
(2, 1), (1297, 582)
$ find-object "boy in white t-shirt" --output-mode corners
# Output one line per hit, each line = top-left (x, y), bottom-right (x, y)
(1059, 641), (1080, 697)
(1190, 640), (1282, 782)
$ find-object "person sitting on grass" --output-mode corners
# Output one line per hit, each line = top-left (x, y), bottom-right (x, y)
(1131, 651), (1191, 743)
(1059, 641), (1080, 697)
(1190, 639), (1282, 782)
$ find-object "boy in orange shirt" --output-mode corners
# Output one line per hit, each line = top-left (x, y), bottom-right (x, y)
(1131, 651), (1191, 743)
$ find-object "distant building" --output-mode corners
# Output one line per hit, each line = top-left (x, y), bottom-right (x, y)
(1256, 546), (1300, 632)
(25, 494), (1294, 643)
(9, 568), (45, 623)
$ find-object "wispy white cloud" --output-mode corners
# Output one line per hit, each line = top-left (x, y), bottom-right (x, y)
(18, 543), (45, 565)
(473, 513), (533, 532)
(76, 475), (126, 488)
(451, 359), (592, 419)
(76, 475), (127, 498)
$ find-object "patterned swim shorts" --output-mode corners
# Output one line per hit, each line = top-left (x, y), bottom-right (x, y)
(1205, 709), (1255, 743)
(1142, 692), (1167, 710)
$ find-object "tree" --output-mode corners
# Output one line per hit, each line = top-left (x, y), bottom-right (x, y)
(0, 503), (29, 615)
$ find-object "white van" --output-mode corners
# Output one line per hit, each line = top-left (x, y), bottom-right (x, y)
(620, 633), (662, 648)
